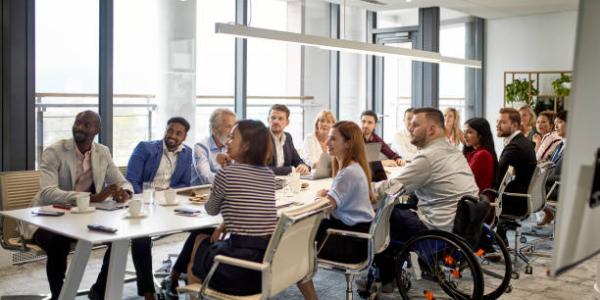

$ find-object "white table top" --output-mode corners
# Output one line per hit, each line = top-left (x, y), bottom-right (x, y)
(0, 166), (403, 245)
(0, 177), (336, 244)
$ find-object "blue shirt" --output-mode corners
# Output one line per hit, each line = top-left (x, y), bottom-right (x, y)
(191, 136), (226, 185)
(328, 162), (375, 226)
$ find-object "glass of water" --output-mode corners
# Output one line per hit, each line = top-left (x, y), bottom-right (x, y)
(142, 182), (155, 204)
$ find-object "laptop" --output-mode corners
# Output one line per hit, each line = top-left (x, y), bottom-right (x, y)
(365, 142), (382, 162)
(365, 142), (387, 182)
(301, 152), (332, 180)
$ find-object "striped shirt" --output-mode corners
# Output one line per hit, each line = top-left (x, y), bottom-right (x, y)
(205, 163), (277, 236)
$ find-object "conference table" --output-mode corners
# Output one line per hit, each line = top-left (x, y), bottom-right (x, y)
(0, 177), (334, 299)
(0, 166), (403, 300)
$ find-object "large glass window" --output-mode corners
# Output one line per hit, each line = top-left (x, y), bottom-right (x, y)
(35, 0), (99, 166)
(247, 0), (304, 143)
(113, 0), (159, 166)
(382, 43), (413, 142)
(339, 7), (367, 123)
(196, 0), (235, 142)
(439, 22), (466, 122)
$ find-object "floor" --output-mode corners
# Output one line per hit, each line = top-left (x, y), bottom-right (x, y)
(0, 222), (598, 300)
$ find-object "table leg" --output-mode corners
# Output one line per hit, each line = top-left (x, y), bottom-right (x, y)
(59, 240), (92, 300)
(104, 239), (129, 300)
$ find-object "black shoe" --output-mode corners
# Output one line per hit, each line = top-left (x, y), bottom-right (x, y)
(161, 277), (179, 299)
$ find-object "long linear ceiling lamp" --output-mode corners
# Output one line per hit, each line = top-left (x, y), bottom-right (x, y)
(215, 22), (481, 69)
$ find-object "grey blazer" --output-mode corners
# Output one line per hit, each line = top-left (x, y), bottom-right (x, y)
(21, 139), (133, 239)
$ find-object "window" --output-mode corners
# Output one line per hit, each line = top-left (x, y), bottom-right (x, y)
(113, 0), (159, 166)
(439, 22), (467, 123)
(196, 0), (235, 142)
(339, 7), (367, 123)
(247, 0), (304, 143)
(382, 43), (413, 142)
(35, 0), (99, 166)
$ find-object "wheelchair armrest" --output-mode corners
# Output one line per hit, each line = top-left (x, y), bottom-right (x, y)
(481, 188), (498, 197)
(501, 192), (531, 199)
(214, 255), (269, 272)
(326, 228), (372, 240)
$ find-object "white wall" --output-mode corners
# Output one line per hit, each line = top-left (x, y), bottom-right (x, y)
(485, 11), (577, 153)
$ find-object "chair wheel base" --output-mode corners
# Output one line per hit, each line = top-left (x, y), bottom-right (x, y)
(511, 271), (519, 279)
(525, 266), (533, 274)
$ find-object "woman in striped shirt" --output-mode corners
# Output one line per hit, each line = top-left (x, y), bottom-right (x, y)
(187, 120), (276, 296)
(298, 121), (376, 300)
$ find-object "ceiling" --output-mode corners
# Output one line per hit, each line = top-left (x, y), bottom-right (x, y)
(321, 0), (579, 19)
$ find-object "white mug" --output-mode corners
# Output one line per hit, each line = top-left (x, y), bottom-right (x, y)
(164, 190), (177, 205)
(76, 196), (90, 211)
(128, 199), (143, 217)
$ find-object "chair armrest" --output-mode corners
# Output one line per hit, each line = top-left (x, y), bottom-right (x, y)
(326, 228), (372, 240)
(481, 188), (498, 197)
(214, 255), (269, 272)
(501, 192), (531, 199)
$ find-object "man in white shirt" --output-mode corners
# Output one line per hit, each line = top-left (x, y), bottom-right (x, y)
(373, 107), (479, 290)
(191, 108), (236, 185)
(393, 107), (418, 161)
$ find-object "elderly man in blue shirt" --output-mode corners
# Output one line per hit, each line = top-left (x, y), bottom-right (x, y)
(191, 108), (236, 185)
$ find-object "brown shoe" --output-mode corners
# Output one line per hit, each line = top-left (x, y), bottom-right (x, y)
(537, 209), (554, 226)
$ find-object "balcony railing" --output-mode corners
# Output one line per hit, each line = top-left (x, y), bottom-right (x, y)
(35, 93), (317, 166)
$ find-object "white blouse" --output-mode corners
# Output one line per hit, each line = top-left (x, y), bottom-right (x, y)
(301, 132), (325, 167)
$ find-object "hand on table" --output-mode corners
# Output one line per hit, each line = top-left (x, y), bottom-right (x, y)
(112, 188), (131, 203)
(296, 164), (310, 175)
(395, 158), (406, 167)
(90, 184), (118, 202)
(316, 189), (329, 198)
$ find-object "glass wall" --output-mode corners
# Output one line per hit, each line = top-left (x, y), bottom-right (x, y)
(439, 22), (467, 124)
(35, 0), (99, 166)
(247, 0), (304, 143)
(382, 43), (413, 142)
(113, 0), (159, 166)
(195, 0), (235, 142)
(339, 7), (367, 123)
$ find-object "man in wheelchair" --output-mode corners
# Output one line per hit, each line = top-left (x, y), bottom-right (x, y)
(366, 107), (480, 293)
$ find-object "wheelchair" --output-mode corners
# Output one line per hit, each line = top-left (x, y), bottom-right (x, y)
(358, 195), (512, 300)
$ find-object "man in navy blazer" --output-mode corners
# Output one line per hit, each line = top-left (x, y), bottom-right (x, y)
(127, 117), (192, 193)
(267, 104), (310, 175)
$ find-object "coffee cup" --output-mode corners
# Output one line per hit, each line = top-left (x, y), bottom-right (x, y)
(164, 190), (177, 205)
(128, 199), (143, 217)
(76, 196), (90, 211)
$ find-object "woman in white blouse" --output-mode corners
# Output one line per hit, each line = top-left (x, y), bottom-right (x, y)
(301, 110), (336, 168)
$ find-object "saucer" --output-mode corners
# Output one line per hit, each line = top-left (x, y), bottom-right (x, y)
(71, 207), (96, 214)
(125, 211), (147, 219)
(158, 200), (180, 207)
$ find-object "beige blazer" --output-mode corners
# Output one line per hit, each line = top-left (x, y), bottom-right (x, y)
(20, 139), (133, 239)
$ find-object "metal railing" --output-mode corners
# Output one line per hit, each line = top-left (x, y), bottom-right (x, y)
(34, 93), (317, 165)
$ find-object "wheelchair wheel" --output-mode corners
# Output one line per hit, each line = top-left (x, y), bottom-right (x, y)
(394, 230), (484, 300)
(476, 230), (512, 299)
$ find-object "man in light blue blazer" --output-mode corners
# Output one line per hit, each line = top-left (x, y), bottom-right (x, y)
(126, 117), (192, 194)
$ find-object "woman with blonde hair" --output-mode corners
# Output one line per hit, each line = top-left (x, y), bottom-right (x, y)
(444, 107), (464, 147)
(518, 105), (537, 142)
(301, 110), (336, 167)
(297, 121), (375, 300)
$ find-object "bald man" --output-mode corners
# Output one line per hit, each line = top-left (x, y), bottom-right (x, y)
(26, 111), (155, 300)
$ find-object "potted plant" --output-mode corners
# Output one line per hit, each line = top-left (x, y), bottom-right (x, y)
(505, 79), (539, 105)
(552, 73), (571, 97)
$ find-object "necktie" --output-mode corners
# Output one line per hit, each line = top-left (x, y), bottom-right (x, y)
(551, 141), (564, 164)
